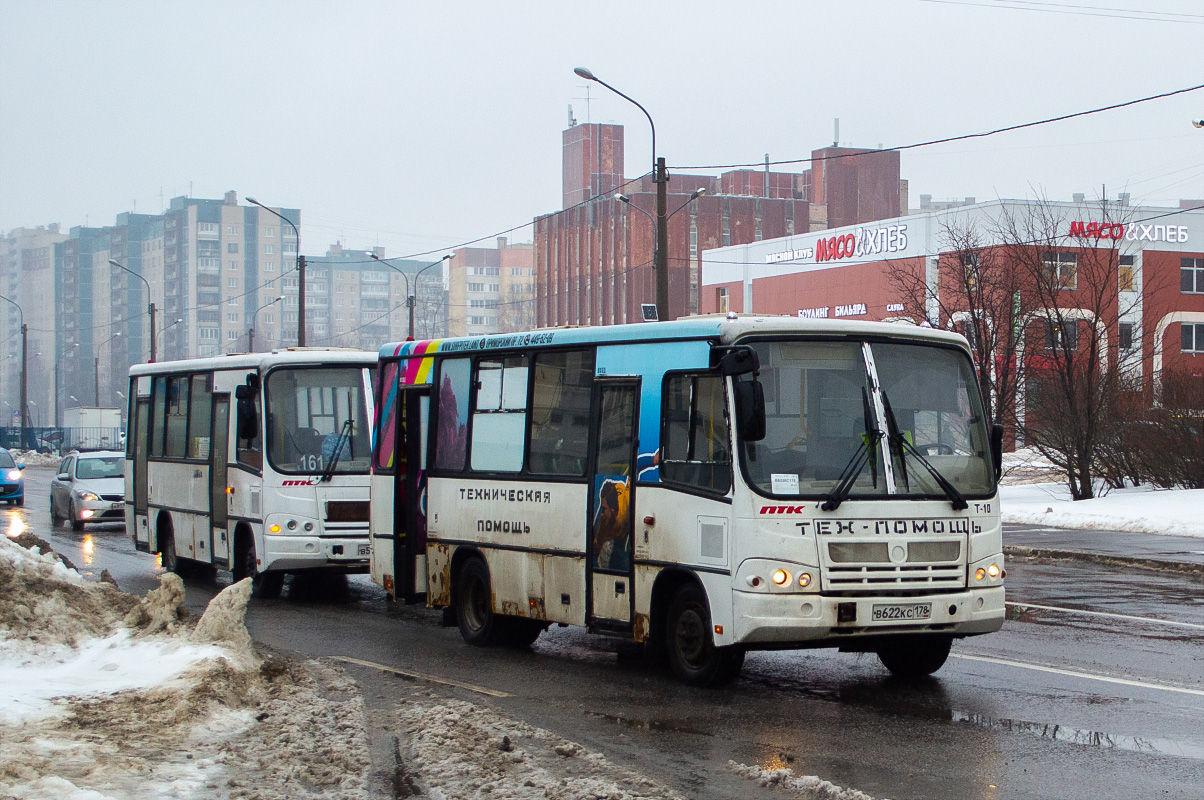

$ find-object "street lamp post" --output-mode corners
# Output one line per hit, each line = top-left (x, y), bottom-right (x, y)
(616, 188), (705, 319)
(574, 67), (670, 321)
(109, 258), (157, 363)
(248, 296), (284, 353)
(369, 253), (454, 340)
(0, 295), (27, 449)
(95, 332), (122, 407)
(246, 197), (305, 347)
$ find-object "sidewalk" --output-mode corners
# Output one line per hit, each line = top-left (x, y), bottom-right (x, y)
(998, 481), (1204, 574)
(1003, 523), (1204, 574)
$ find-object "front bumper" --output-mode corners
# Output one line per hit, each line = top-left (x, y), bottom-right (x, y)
(0, 482), (23, 500)
(260, 532), (370, 573)
(731, 585), (1005, 647)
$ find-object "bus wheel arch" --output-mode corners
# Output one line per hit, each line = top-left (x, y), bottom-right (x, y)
(232, 523), (256, 582)
(654, 570), (744, 687)
(156, 511), (179, 573)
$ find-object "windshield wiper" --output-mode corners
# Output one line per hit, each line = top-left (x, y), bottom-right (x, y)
(821, 389), (882, 511)
(315, 419), (353, 484)
(880, 391), (968, 511)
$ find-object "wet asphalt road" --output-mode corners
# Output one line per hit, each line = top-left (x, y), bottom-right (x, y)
(12, 466), (1204, 800)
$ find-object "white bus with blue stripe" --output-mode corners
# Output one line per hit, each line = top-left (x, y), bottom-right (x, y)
(370, 317), (1005, 685)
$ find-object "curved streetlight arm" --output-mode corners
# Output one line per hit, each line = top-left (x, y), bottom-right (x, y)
(246, 196), (305, 347)
(616, 194), (656, 226)
(369, 253), (412, 297)
(575, 67), (656, 175)
(109, 258), (156, 362)
(668, 188), (707, 221)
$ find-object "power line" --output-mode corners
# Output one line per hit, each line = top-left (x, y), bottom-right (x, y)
(918, 0), (1204, 24)
(676, 82), (1204, 171)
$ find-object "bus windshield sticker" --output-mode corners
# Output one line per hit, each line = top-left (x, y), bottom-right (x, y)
(771, 473), (799, 494)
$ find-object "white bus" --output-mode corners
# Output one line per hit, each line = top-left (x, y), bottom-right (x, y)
(370, 317), (1005, 685)
(126, 348), (377, 597)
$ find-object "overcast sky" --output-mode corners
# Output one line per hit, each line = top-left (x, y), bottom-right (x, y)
(2, 0), (1202, 259)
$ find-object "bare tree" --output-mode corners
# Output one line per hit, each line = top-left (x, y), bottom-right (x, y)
(884, 219), (1028, 436)
(994, 197), (1159, 500)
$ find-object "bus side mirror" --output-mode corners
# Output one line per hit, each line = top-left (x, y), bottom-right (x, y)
(990, 423), (1004, 481)
(716, 347), (759, 377)
(734, 379), (766, 442)
(235, 383), (258, 440)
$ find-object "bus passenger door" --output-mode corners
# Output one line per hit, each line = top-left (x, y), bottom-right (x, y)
(587, 380), (639, 630)
(209, 395), (230, 564)
(394, 387), (429, 603)
(132, 397), (151, 548)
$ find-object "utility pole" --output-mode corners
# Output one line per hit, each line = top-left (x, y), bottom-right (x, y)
(298, 254), (307, 347)
(20, 324), (27, 449)
(655, 156), (669, 322)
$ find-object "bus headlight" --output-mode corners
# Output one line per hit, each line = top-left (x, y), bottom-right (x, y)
(987, 563), (1001, 579)
(286, 520), (297, 531)
(975, 567), (986, 581)
(771, 569), (791, 586)
(269, 524), (281, 533)
(798, 572), (812, 588)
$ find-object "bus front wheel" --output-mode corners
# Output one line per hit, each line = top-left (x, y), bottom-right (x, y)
(876, 635), (952, 677)
(234, 534), (283, 599)
(455, 558), (505, 647)
(665, 584), (744, 687)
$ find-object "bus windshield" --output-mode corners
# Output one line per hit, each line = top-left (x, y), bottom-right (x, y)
(740, 339), (994, 499)
(265, 366), (372, 475)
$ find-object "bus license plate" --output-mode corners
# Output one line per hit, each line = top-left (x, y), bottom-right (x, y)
(357, 543), (370, 556)
(872, 602), (931, 622)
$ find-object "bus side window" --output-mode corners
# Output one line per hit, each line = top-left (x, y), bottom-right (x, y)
(471, 357), (527, 473)
(434, 358), (471, 471)
(373, 361), (400, 474)
(528, 349), (594, 476)
(189, 374), (213, 459)
(165, 376), (189, 459)
(236, 385), (262, 470)
(151, 376), (168, 457)
(661, 373), (732, 494)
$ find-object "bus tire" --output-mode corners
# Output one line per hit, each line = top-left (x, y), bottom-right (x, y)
(666, 583), (744, 687)
(233, 530), (283, 598)
(455, 557), (505, 647)
(503, 618), (545, 648)
(251, 570), (285, 600)
(876, 635), (952, 677)
(161, 528), (180, 574)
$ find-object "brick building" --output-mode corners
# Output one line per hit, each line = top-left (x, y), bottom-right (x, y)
(534, 122), (906, 327)
(701, 197), (1204, 404)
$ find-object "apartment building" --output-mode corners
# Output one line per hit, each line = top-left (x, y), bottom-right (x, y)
(447, 237), (535, 338)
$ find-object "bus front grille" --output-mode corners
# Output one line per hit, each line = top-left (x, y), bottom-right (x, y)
(823, 539), (965, 591)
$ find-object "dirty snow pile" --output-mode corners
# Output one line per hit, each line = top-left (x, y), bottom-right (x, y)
(728, 761), (887, 800)
(386, 693), (885, 800)
(0, 533), (371, 799)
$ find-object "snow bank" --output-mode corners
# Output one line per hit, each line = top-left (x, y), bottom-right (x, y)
(0, 537), (371, 799)
(1000, 482), (1204, 538)
(728, 761), (884, 799)
(396, 694), (687, 799)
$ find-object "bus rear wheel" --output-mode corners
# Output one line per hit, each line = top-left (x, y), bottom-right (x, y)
(665, 584), (744, 687)
(455, 557), (505, 646)
(876, 635), (952, 677)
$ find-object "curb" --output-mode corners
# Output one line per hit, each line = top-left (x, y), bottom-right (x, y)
(1003, 545), (1204, 576)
